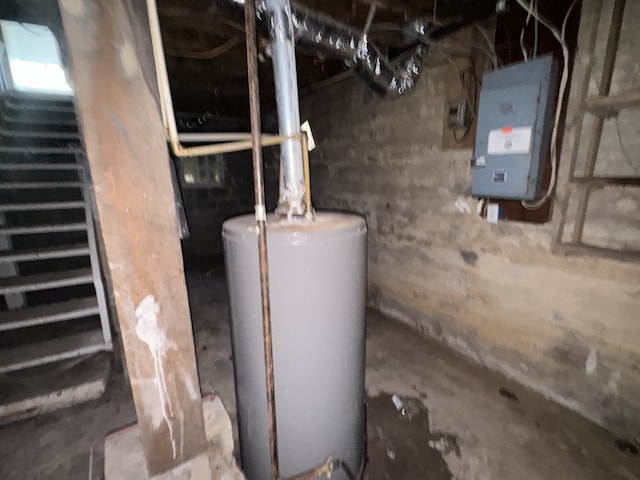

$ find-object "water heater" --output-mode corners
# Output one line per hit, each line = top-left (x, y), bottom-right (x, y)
(223, 212), (367, 480)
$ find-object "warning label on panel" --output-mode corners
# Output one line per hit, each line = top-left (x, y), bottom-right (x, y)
(487, 126), (533, 155)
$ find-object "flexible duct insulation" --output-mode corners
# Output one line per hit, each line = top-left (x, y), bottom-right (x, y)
(216, 0), (428, 95)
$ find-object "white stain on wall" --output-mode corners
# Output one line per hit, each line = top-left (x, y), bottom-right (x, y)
(135, 294), (179, 459)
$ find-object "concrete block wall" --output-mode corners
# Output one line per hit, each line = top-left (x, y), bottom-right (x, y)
(301, 5), (640, 439)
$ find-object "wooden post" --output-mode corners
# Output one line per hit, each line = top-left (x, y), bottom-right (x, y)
(58, 0), (207, 476)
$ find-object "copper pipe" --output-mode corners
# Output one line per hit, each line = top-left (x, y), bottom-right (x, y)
(244, 1), (280, 479)
(301, 133), (313, 220)
(147, 0), (289, 160)
(178, 132), (275, 142)
(286, 456), (334, 480)
(170, 134), (293, 157)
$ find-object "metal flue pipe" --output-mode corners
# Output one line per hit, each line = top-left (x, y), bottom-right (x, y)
(264, 0), (306, 217)
(244, 1), (280, 479)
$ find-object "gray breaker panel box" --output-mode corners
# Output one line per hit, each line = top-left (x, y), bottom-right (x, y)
(471, 55), (558, 200)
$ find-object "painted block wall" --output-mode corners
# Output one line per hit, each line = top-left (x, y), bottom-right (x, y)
(301, 2), (640, 438)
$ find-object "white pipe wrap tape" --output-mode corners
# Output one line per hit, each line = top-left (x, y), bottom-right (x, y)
(255, 204), (267, 222)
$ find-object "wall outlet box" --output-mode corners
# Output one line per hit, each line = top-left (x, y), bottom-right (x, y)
(487, 203), (501, 224)
(471, 55), (558, 200)
(447, 97), (472, 129)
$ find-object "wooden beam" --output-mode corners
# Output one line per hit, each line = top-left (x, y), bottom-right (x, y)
(584, 88), (640, 117)
(58, 0), (207, 476)
(570, 176), (640, 188)
(554, 242), (640, 264)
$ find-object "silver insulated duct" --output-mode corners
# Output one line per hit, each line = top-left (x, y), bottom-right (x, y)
(216, 0), (430, 97)
(215, 0), (498, 96)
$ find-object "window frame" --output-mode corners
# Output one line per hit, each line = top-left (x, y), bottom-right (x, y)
(179, 153), (226, 189)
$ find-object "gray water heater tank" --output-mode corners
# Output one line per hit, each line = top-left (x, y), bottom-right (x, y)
(222, 212), (367, 480)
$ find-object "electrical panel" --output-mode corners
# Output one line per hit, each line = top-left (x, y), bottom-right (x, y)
(471, 55), (558, 200)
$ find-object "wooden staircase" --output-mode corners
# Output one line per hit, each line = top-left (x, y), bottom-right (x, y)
(0, 91), (112, 422)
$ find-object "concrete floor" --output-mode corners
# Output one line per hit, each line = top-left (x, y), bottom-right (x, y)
(1, 269), (639, 479)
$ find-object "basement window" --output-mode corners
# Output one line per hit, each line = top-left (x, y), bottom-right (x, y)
(181, 155), (225, 188)
(0, 20), (72, 95)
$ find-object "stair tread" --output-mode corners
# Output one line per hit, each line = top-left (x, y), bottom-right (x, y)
(2, 115), (78, 126)
(0, 146), (82, 154)
(0, 201), (85, 211)
(4, 92), (74, 106)
(0, 223), (87, 235)
(0, 182), (83, 189)
(0, 163), (82, 170)
(0, 329), (109, 374)
(0, 352), (110, 425)
(0, 297), (99, 331)
(0, 128), (81, 139)
(0, 244), (90, 263)
(0, 268), (93, 294)
(3, 99), (76, 113)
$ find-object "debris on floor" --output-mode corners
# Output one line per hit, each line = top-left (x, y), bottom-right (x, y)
(365, 393), (459, 480)
(1, 274), (640, 479)
(103, 395), (244, 480)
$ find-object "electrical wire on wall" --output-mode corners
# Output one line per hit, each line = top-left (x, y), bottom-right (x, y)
(532, 0), (539, 58)
(615, 114), (640, 172)
(515, 0), (578, 210)
(519, 0), (535, 61)
(445, 27), (498, 143)
(475, 25), (499, 70)
(519, 0), (540, 60)
(450, 64), (478, 143)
